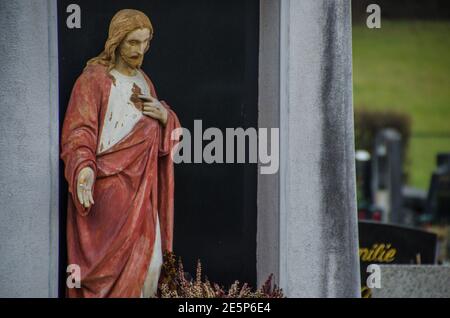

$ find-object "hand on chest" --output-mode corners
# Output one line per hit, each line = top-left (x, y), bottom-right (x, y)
(98, 70), (152, 154)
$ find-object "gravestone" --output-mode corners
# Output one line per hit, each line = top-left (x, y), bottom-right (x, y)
(426, 153), (450, 222)
(372, 129), (403, 224)
(371, 265), (450, 298)
(359, 221), (438, 298)
(57, 0), (259, 292)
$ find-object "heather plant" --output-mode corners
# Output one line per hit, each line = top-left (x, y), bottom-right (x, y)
(157, 252), (284, 298)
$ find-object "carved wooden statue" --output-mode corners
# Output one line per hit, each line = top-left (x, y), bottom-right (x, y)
(61, 9), (181, 298)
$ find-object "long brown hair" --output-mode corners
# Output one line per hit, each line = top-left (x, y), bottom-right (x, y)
(86, 9), (153, 71)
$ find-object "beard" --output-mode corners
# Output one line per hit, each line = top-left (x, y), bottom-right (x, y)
(120, 51), (144, 69)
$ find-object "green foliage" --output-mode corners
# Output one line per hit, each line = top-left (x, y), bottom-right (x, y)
(354, 109), (412, 181)
(353, 20), (450, 189)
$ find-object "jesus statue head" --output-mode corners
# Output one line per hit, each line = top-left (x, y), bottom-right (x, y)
(86, 9), (153, 76)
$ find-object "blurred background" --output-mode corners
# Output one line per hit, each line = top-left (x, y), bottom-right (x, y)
(351, 0), (450, 291)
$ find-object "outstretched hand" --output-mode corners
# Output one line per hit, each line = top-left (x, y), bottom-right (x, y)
(77, 167), (95, 209)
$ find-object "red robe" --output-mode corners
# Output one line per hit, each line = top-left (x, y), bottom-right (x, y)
(61, 64), (180, 298)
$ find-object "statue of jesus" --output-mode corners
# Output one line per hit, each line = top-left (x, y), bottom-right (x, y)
(61, 9), (181, 298)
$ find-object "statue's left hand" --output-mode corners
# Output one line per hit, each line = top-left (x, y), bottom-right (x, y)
(140, 95), (168, 127)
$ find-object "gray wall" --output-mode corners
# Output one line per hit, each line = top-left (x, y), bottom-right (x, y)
(258, 0), (361, 297)
(0, 0), (59, 298)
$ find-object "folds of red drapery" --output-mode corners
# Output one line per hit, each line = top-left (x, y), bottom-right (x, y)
(61, 65), (181, 297)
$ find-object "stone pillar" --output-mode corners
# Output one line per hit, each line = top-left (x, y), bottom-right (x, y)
(258, 0), (361, 297)
(0, 0), (59, 297)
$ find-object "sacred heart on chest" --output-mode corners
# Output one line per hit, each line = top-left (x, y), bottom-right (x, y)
(130, 83), (144, 111)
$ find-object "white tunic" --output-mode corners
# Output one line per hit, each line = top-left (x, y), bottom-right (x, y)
(98, 68), (163, 298)
(97, 69), (148, 154)
(142, 214), (163, 298)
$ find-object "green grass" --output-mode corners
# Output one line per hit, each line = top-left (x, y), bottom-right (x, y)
(409, 137), (450, 189)
(353, 20), (450, 189)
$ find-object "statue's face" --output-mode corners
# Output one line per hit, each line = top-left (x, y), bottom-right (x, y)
(118, 28), (151, 69)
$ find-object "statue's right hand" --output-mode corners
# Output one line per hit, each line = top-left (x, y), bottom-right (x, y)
(77, 167), (95, 208)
